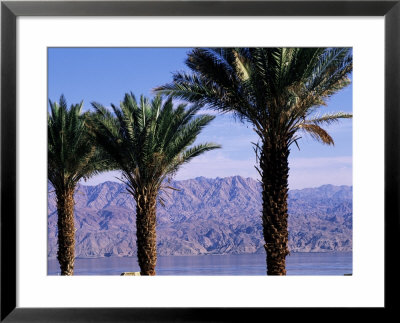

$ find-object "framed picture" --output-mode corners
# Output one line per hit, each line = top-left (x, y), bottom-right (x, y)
(1, 0), (398, 321)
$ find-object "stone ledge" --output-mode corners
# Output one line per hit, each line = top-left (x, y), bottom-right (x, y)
(121, 272), (141, 276)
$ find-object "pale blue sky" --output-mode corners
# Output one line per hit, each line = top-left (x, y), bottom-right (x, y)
(48, 48), (352, 189)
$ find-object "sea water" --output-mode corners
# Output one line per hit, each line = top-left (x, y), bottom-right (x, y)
(48, 252), (352, 276)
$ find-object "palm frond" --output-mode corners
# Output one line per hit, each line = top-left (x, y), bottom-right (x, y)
(48, 95), (113, 193)
(90, 93), (220, 196)
(298, 123), (334, 145)
(155, 47), (352, 149)
(304, 112), (352, 126)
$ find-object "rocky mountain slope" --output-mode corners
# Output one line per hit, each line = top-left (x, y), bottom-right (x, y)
(48, 176), (352, 258)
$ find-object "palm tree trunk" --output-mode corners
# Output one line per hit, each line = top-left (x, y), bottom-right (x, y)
(136, 191), (157, 276)
(260, 139), (290, 275)
(56, 189), (75, 276)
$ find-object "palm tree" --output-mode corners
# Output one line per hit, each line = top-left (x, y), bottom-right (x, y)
(155, 48), (353, 275)
(89, 94), (220, 275)
(48, 95), (111, 275)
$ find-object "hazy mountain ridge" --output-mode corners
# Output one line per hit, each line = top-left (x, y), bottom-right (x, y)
(48, 176), (352, 258)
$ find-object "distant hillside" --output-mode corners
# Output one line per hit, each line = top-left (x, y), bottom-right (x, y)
(48, 176), (352, 258)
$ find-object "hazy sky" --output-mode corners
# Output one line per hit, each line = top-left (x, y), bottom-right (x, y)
(48, 48), (352, 189)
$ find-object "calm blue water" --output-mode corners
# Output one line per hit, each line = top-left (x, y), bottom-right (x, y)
(48, 252), (352, 276)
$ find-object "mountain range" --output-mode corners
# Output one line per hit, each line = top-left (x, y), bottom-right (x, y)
(48, 176), (352, 258)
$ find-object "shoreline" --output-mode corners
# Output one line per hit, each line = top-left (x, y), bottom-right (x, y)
(47, 251), (353, 261)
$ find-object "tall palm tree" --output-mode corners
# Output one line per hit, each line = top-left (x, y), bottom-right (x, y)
(48, 95), (111, 275)
(155, 48), (353, 275)
(89, 94), (220, 275)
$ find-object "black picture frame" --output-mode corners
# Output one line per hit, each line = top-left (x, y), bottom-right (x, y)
(1, 0), (399, 321)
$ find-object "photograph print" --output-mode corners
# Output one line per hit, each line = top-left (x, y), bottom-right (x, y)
(47, 47), (353, 276)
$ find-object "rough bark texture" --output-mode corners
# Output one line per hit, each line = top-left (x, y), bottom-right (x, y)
(136, 191), (158, 276)
(260, 139), (290, 275)
(56, 189), (75, 276)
